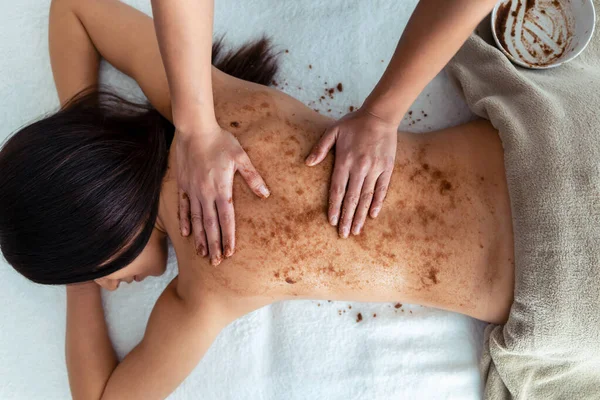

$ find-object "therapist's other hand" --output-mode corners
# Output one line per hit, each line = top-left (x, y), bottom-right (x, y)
(305, 108), (397, 238)
(176, 124), (270, 266)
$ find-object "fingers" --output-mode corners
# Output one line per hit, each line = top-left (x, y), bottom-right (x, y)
(237, 153), (270, 198)
(328, 159), (350, 227)
(178, 189), (191, 236)
(200, 200), (223, 266)
(189, 200), (207, 258)
(370, 169), (393, 218)
(190, 181), (235, 266)
(306, 127), (338, 166)
(351, 174), (377, 235)
(338, 171), (367, 238)
(216, 193), (235, 259)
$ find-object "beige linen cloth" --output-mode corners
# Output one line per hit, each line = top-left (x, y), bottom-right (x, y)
(446, 2), (600, 399)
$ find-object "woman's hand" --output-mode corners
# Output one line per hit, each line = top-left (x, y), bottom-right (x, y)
(305, 108), (397, 238)
(176, 124), (269, 266)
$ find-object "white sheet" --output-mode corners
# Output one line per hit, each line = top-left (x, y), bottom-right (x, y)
(0, 0), (486, 399)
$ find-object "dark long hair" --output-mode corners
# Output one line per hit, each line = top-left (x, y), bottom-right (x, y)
(0, 38), (279, 285)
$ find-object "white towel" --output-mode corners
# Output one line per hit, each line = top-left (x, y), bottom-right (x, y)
(0, 1), (486, 399)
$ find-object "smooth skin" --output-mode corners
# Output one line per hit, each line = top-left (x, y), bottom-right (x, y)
(151, 0), (499, 264)
(49, 0), (514, 399)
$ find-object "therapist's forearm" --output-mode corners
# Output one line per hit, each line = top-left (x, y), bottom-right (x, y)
(151, 0), (216, 135)
(363, 0), (497, 126)
(65, 284), (118, 400)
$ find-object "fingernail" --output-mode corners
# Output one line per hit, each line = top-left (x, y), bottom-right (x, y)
(371, 208), (380, 218)
(330, 214), (338, 226)
(340, 226), (349, 238)
(196, 245), (207, 257)
(259, 185), (270, 198)
(181, 227), (188, 236)
(224, 245), (234, 258)
(305, 155), (316, 165)
(352, 225), (361, 235)
(211, 254), (223, 266)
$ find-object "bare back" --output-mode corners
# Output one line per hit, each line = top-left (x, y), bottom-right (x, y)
(162, 74), (514, 324)
(53, 0), (513, 324)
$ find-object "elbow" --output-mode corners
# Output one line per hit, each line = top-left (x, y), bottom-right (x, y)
(68, 374), (114, 400)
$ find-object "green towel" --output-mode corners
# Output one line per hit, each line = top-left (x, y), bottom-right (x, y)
(446, 2), (600, 399)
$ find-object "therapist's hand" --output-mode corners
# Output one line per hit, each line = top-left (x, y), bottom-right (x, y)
(176, 124), (270, 266)
(305, 108), (397, 238)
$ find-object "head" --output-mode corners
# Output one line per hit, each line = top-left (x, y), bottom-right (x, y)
(0, 88), (174, 288)
(93, 220), (169, 291)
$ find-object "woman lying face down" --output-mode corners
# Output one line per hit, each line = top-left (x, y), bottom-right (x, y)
(0, 0), (515, 398)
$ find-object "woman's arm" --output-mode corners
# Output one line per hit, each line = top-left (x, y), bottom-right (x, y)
(101, 280), (227, 400)
(65, 280), (223, 400)
(66, 284), (118, 399)
(67, 279), (226, 400)
(49, 0), (100, 105)
(50, 0), (172, 116)
(363, 0), (499, 123)
(150, 0), (215, 133)
(306, 0), (498, 238)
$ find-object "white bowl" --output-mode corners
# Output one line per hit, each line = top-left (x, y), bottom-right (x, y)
(491, 0), (596, 69)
